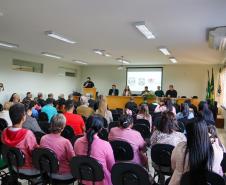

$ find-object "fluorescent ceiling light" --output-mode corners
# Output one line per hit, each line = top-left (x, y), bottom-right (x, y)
(159, 48), (171, 55)
(104, 53), (112, 57)
(169, 57), (177, 64)
(116, 58), (130, 65)
(0, 41), (18, 48)
(42, 52), (62, 59)
(93, 49), (104, 55)
(73, 60), (88, 65)
(45, 31), (76, 44)
(135, 22), (155, 39)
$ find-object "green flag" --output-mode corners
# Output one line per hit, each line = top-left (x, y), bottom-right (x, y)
(206, 70), (211, 100)
(210, 68), (215, 104)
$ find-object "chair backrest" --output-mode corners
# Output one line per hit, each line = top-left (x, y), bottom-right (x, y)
(132, 124), (151, 140)
(176, 121), (185, 133)
(180, 170), (225, 185)
(134, 119), (150, 128)
(110, 140), (134, 161)
(32, 148), (59, 174)
(38, 121), (50, 134)
(111, 162), (152, 185)
(33, 131), (45, 145)
(70, 156), (104, 182)
(151, 144), (174, 167)
(108, 121), (119, 131)
(112, 113), (120, 121)
(221, 152), (226, 173)
(0, 118), (8, 131)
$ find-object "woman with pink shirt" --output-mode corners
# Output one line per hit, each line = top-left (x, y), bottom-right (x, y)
(40, 114), (75, 180)
(1, 103), (39, 175)
(74, 115), (115, 185)
(154, 98), (176, 115)
(108, 114), (148, 167)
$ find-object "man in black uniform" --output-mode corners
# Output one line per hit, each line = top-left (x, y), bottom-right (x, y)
(83, 77), (95, 88)
(165, 85), (177, 98)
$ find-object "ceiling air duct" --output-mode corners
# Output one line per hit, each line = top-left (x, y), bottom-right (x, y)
(208, 26), (226, 52)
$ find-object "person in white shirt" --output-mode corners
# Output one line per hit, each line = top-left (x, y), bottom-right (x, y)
(0, 102), (13, 126)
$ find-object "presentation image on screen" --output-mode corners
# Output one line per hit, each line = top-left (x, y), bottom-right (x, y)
(127, 67), (163, 93)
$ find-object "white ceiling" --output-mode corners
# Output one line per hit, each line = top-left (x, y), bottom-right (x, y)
(0, 0), (226, 65)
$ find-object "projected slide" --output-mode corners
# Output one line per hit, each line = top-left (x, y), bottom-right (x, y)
(127, 68), (162, 93)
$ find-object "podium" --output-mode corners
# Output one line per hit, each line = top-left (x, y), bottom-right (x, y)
(83, 88), (97, 99)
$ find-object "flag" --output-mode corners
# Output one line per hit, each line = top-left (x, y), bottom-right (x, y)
(217, 68), (222, 96)
(210, 68), (215, 105)
(206, 70), (211, 100)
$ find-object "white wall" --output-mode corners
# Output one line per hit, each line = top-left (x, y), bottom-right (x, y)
(81, 65), (219, 100)
(0, 49), (81, 103)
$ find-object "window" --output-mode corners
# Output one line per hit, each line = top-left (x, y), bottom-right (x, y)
(12, 59), (43, 73)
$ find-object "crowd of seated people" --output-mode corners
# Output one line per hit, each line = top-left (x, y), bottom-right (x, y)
(0, 91), (225, 185)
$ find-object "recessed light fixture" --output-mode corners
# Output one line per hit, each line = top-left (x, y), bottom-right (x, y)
(93, 49), (104, 55)
(134, 21), (155, 39)
(42, 52), (62, 59)
(45, 31), (76, 44)
(0, 41), (18, 48)
(169, 57), (177, 64)
(159, 48), (171, 55)
(116, 58), (130, 65)
(73, 60), (88, 65)
(104, 53), (112, 57)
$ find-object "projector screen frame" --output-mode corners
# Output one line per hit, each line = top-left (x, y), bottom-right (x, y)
(126, 66), (163, 94)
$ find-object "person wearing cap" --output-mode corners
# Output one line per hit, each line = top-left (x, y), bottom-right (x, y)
(108, 84), (119, 96)
(83, 77), (95, 88)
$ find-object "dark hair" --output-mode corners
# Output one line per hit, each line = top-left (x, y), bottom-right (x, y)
(199, 102), (214, 123)
(119, 114), (133, 128)
(87, 77), (91, 80)
(38, 112), (48, 122)
(24, 100), (36, 112)
(185, 120), (214, 184)
(0, 104), (3, 112)
(9, 103), (25, 125)
(26, 92), (31, 96)
(208, 125), (224, 150)
(158, 111), (177, 134)
(9, 93), (17, 102)
(165, 98), (173, 112)
(86, 115), (104, 156)
(181, 103), (190, 118)
(46, 98), (54, 105)
(65, 100), (74, 111)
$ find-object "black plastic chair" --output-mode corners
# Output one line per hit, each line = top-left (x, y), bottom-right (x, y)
(180, 170), (225, 185)
(108, 121), (119, 131)
(221, 152), (226, 173)
(3, 146), (40, 184)
(151, 144), (174, 185)
(110, 140), (134, 161)
(33, 131), (45, 145)
(0, 118), (8, 131)
(38, 121), (50, 134)
(70, 156), (104, 185)
(152, 112), (162, 127)
(32, 148), (75, 185)
(111, 162), (152, 185)
(61, 125), (76, 145)
(112, 113), (120, 121)
(134, 119), (150, 129)
(176, 121), (185, 133)
(132, 124), (151, 140)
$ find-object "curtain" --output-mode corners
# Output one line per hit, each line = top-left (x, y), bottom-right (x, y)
(218, 67), (226, 108)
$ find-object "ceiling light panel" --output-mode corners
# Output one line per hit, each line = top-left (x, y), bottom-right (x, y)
(0, 41), (18, 48)
(42, 52), (62, 59)
(45, 31), (76, 44)
(169, 57), (178, 63)
(159, 48), (171, 55)
(135, 22), (155, 39)
(73, 60), (88, 65)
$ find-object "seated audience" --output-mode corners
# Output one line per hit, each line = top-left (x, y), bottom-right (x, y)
(41, 98), (57, 122)
(56, 97), (66, 113)
(176, 103), (194, 120)
(96, 97), (113, 124)
(151, 111), (186, 147)
(64, 100), (85, 136)
(46, 93), (56, 107)
(0, 102), (13, 126)
(155, 86), (164, 97)
(22, 92), (32, 104)
(109, 114), (148, 167)
(23, 101), (44, 133)
(184, 99), (198, 116)
(76, 96), (94, 118)
(9, 93), (20, 103)
(37, 112), (50, 134)
(169, 120), (223, 185)
(125, 96), (138, 114)
(67, 94), (73, 101)
(36, 92), (46, 107)
(108, 84), (119, 96)
(154, 98), (167, 113)
(40, 114), (75, 180)
(165, 85), (177, 98)
(207, 99), (218, 121)
(165, 98), (176, 115)
(136, 104), (152, 129)
(198, 101), (215, 125)
(122, 86), (132, 96)
(141, 86), (150, 96)
(74, 115), (115, 185)
(1, 103), (39, 175)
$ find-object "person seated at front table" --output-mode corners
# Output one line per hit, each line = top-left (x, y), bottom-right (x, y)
(155, 86), (164, 97)
(165, 85), (177, 98)
(76, 96), (94, 118)
(40, 114), (75, 180)
(83, 77), (95, 88)
(125, 97), (138, 114)
(64, 100), (85, 136)
(1, 103), (39, 175)
(137, 104), (152, 129)
(151, 111), (186, 147)
(41, 98), (58, 122)
(96, 97), (113, 124)
(74, 115), (115, 185)
(168, 120), (223, 185)
(122, 85), (132, 96)
(109, 114), (148, 167)
(141, 86), (150, 96)
(108, 84), (119, 96)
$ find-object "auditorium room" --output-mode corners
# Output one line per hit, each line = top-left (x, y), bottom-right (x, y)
(0, 0), (226, 185)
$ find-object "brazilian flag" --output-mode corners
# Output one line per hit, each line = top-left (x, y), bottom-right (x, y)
(206, 70), (211, 100)
(210, 68), (215, 104)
